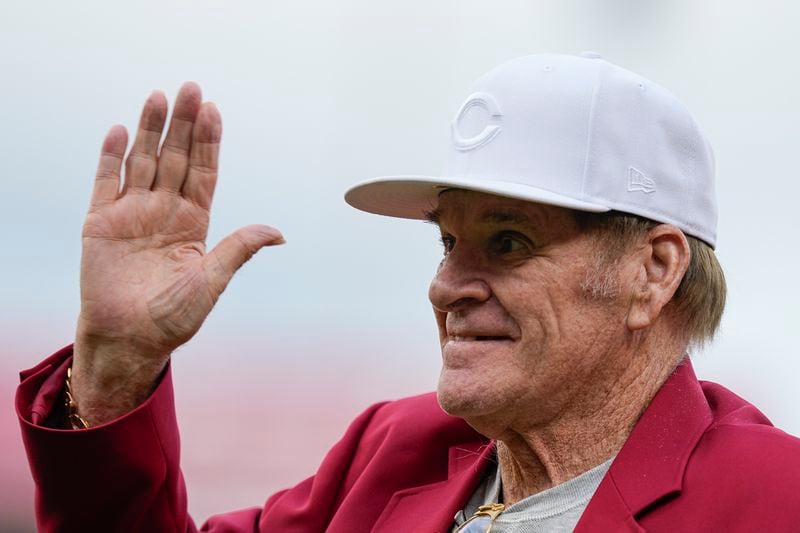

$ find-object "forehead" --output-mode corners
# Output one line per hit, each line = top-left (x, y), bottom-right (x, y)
(427, 189), (572, 229)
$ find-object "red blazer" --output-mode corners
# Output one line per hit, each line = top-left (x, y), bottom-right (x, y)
(16, 346), (800, 532)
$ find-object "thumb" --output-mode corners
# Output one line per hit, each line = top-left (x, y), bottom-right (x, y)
(204, 224), (285, 293)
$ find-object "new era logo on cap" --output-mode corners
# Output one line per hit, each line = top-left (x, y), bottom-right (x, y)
(627, 167), (656, 194)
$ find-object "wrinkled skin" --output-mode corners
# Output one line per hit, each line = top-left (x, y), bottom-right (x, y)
(427, 190), (690, 502)
(429, 191), (629, 428)
(72, 84), (284, 425)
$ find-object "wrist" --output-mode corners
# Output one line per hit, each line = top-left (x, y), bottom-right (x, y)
(71, 337), (170, 426)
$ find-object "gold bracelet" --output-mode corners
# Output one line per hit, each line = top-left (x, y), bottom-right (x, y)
(64, 366), (90, 429)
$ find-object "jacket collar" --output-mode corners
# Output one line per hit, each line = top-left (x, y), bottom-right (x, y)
(371, 440), (495, 532)
(575, 357), (713, 529)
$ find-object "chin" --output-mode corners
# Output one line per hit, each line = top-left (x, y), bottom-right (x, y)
(436, 369), (531, 437)
(436, 389), (471, 417)
(436, 373), (498, 419)
(437, 388), (508, 439)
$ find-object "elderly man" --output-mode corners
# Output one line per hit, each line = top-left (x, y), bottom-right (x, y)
(16, 53), (800, 531)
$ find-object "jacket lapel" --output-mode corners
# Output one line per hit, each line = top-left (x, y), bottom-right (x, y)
(575, 358), (713, 531)
(371, 440), (494, 532)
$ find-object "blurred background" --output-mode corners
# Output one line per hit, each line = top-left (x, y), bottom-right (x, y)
(2, 0), (799, 529)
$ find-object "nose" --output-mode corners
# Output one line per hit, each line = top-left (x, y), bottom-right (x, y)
(428, 252), (492, 313)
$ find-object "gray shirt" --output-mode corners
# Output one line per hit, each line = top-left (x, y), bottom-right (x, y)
(452, 458), (613, 532)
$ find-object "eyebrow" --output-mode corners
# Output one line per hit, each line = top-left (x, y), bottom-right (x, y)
(423, 208), (442, 225)
(423, 207), (533, 227)
(481, 209), (532, 226)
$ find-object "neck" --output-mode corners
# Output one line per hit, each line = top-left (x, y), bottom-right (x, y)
(496, 337), (685, 505)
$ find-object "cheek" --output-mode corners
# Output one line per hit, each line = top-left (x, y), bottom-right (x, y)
(546, 288), (627, 366)
(507, 267), (604, 354)
(503, 279), (562, 349)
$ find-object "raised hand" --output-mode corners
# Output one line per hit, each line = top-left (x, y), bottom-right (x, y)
(71, 83), (284, 425)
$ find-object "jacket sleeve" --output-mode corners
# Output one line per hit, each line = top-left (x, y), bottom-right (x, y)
(16, 345), (269, 532)
(16, 345), (389, 533)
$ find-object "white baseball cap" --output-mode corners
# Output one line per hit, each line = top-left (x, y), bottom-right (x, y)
(345, 52), (718, 247)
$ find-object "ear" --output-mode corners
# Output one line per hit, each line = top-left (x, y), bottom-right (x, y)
(626, 225), (690, 331)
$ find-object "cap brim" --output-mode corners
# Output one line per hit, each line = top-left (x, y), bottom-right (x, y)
(345, 175), (611, 220)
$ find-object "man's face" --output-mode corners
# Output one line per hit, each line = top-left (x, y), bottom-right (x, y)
(428, 190), (632, 433)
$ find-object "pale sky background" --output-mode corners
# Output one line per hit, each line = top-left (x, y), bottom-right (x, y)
(2, 0), (799, 528)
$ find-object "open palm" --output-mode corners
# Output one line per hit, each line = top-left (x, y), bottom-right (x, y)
(72, 84), (283, 422)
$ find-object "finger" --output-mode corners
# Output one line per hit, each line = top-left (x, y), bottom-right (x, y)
(204, 225), (285, 295)
(153, 82), (202, 193)
(90, 125), (128, 209)
(122, 90), (168, 192)
(182, 102), (222, 210)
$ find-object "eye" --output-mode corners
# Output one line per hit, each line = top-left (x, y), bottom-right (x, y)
(490, 232), (529, 255)
(439, 234), (455, 255)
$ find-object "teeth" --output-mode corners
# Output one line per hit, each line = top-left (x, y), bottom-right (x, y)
(451, 336), (476, 342)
